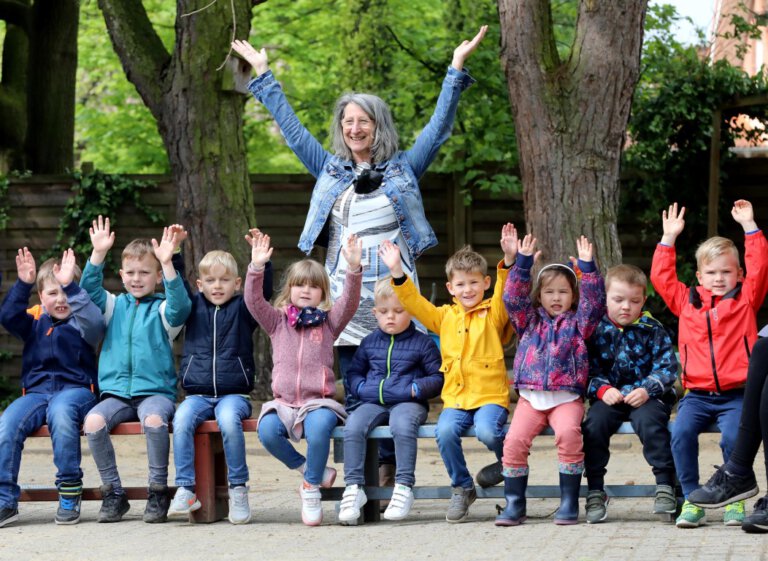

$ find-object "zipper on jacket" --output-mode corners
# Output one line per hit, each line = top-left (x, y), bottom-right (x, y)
(127, 299), (139, 395)
(543, 322), (554, 392)
(744, 336), (751, 359)
(379, 335), (395, 404)
(296, 334), (304, 404)
(212, 305), (219, 397)
(705, 310), (722, 393)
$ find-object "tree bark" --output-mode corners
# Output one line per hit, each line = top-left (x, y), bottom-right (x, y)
(98, 0), (257, 272)
(0, 23), (27, 172)
(498, 0), (647, 268)
(25, 0), (79, 173)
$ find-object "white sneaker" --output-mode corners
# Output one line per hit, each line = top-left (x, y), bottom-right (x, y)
(383, 484), (414, 521)
(300, 482), (323, 526)
(228, 486), (251, 525)
(338, 484), (367, 525)
(296, 463), (337, 489)
(167, 487), (201, 517)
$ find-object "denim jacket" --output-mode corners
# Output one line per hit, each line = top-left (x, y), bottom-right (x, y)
(247, 66), (476, 258)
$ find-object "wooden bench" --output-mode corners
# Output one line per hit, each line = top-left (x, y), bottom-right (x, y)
(320, 421), (719, 523)
(21, 418), (259, 524)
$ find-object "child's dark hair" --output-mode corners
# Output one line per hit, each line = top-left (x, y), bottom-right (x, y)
(531, 265), (579, 311)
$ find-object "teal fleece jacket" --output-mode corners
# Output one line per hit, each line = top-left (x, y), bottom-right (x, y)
(81, 259), (192, 401)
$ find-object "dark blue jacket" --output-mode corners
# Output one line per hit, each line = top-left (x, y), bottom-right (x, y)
(179, 262), (273, 396)
(0, 278), (104, 394)
(587, 312), (678, 400)
(347, 322), (443, 407)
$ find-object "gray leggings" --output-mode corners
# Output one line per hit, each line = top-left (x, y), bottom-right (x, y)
(343, 402), (427, 487)
(85, 395), (175, 489)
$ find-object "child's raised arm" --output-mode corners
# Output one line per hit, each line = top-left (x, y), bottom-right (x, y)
(152, 226), (182, 281)
(660, 203), (685, 246)
(53, 248), (77, 287)
(732, 199), (759, 233)
(89, 215), (115, 266)
(500, 223), (518, 267)
(341, 234), (363, 271)
(244, 229), (281, 334)
(247, 228), (273, 269)
(15, 247), (36, 284)
(379, 240), (405, 278)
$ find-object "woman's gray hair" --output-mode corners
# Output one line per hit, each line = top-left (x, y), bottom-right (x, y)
(330, 93), (399, 163)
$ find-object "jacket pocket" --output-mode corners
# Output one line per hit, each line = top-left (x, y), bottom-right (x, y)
(181, 355), (195, 386)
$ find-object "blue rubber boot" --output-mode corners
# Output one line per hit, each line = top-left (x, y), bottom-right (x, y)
(554, 472), (581, 525)
(495, 475), (528, 526)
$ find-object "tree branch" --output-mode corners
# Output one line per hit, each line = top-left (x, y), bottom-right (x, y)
(0, 0), (30, 29)
(384, 25), (442, 75)
(97, 0), (171, 119)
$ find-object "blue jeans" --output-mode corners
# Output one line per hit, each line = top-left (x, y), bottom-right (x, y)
(435, 404), (508, 489)
(257, 408), (338, 486)
(85, 395), (176, 487)
(0, 388), (96, 509)
(672, 390), (743, 497)
(343, 402), (428, 487)
(173, 394), (252, 488)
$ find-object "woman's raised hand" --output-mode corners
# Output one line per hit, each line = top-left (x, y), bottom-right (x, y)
(231, 40), (269, 76)
(451, 25), (488, 71)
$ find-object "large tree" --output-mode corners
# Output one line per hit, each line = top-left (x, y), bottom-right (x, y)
(97, 0), (264, 268)
(0, 0), (79, 173)
(498, 0), (648, 267)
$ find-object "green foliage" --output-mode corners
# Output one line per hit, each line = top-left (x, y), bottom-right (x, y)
(50, 171), (165, 270)
(75, 0), (172, 173)
(623, 3), (768, 326)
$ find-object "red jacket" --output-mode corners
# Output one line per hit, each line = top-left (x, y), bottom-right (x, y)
(650, 231), (768, 392)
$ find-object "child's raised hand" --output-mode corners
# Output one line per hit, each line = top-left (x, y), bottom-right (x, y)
(500, 222), (518, 266)
(15, 247), (36, 284)
(231, 39), (269, 76)
(378, 240), (404, 278)
(576, 236), (593, 262)
(246, 228), (272, 267)
(167, 224), (187, 250)
(732, 199), (758, 232)
(152, 226), (178, 265)
(660, 203), (685, 245)
(53, 249), (77, 286)
(89, 215), (115, 254)
(517, 233), (537, 257)
(342, 234), (363, 270)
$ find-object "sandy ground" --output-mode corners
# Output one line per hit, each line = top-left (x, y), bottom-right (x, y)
(2, 427), (768, 561)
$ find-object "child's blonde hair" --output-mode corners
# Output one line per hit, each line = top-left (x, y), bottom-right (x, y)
(274, 259), (332, 310)
(445, 245), (488, 279)
(198, 250), (238, 277)
(695, 236), (740, 269)
(121, 239), (159, 268)
(605, 264), (648, 296)
(36, 258), (82, 292)
(373, 277), (396, 304)
(531, 265), (579, 311)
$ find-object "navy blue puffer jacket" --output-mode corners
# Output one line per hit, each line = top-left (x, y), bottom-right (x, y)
(179, 263), (273, 396)
(347, 322), (443, 407)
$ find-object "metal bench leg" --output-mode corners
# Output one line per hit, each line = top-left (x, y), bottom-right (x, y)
(191, 432), (228, 523)
(362, 439), (381, 523)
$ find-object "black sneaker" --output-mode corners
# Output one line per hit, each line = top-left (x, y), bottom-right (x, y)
(143, 483), (170, 523)
(475, 461), (504, 488)
(688, 465), (759, 508)
(55, 482), (83, 525)
(98, 484), (130, 523)
(743, 496), (768, 534)
(0, 507), (19, 528)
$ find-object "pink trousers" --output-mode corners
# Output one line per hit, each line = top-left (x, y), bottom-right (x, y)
(502, 396), (584, 468)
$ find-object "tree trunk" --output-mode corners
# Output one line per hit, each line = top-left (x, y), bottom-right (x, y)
(98, 0), (257, 273)
(25, 0), (79, 173)
(0, 22), (27, 172)
(498, 0), (647, 268)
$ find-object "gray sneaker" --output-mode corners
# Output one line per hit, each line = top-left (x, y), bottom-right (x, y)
(653, 484), (677, 514)
(228, 486), (251, 525)
(446, 485), (477, 523)
(585, 489), (608, 524)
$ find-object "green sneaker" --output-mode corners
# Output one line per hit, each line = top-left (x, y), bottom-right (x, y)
(585, 490), (608, 524)
(676, 500), (706, 528)
(723, 500), (745, 526)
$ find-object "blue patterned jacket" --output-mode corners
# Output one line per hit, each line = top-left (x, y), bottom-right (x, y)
(587, 312), (678, 400)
